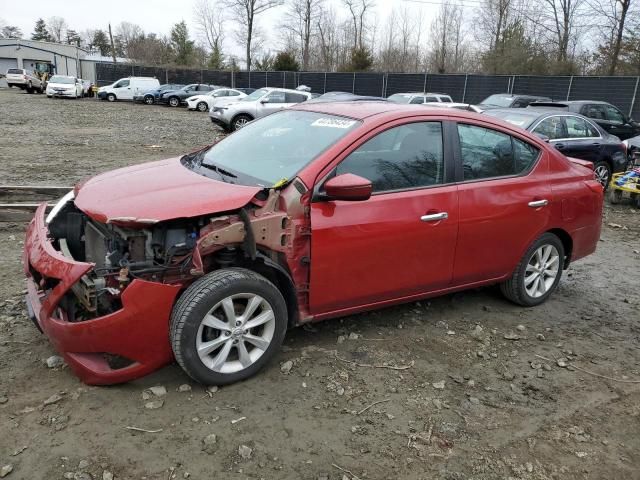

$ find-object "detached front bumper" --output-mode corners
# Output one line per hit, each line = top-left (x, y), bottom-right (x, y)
(23, 204), (181, 385)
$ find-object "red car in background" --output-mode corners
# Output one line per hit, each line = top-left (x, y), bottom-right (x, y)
(23, 102), (604, 386)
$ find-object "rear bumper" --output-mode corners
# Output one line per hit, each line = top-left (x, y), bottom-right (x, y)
(23, 204), (181, 385)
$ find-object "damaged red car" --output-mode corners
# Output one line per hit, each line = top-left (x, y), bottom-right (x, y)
(24, 102), (604, 385)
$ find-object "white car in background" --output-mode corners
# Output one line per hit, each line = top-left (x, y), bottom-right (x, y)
(46, 75), (83, 98)
(186, 87), (256, 112)
(425, 102), (484, 113)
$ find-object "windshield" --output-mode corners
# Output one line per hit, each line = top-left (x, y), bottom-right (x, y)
(387, 94), (412, 104)
(242, 88), (268, 102)
(197, 110), (360, 186)
(481, 94), (514, 107)
(49, 76), (74, 84)
(484, 110), (537, 128)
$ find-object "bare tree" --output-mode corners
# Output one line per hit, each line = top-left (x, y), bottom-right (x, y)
(47, 16), (68, 43)
(343, 0), (374, 50)
(193, 0), (226, 60)
(535, 0), (588, 64)
(281, 0), (324, 70)
(225, 0), (283, 70)
(429, 1), (466, 73)
(589, 0), (635, 74)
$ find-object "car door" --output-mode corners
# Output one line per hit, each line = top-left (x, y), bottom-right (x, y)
(604, 104), (634, 140)
(552, 115), (603, 162)
(309, 120), (459, 314)
(113, 79), (132, 99)
(257, 90), (287, 116)
(452, 122), (552, 284)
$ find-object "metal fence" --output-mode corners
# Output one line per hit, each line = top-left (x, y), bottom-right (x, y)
(96, 63), (640, 118)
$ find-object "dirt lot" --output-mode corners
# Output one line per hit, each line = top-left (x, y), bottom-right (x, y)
(1, 87), (640, 480)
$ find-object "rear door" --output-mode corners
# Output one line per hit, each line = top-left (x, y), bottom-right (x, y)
(604, 104), (635, 140)
(309, 120), (459, 314)
(452, 122), (552, 285)
(554, 115), (603, 162)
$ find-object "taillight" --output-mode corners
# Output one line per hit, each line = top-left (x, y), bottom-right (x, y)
(23, 75), (27, 80)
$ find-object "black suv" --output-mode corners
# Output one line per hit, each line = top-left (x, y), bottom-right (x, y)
(528, 101), (640, 140)
(158, 84), (220, 107)
(479, 94), (552, 110)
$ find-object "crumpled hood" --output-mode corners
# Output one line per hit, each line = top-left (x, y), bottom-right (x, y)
(74, 157), (262, 224)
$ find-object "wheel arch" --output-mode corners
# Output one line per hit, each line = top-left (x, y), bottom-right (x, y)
(546, 227), (573, 268)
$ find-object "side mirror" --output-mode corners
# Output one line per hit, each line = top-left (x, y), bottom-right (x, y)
(323, 173), (372, 201)
(260, 98), (269, 104)
(533, 133), (550, 143)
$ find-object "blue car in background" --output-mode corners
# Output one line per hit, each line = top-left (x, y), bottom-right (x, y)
(134, 84), (185, 105)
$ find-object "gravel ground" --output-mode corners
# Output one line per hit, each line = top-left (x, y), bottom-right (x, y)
(1, 87), (640, 480)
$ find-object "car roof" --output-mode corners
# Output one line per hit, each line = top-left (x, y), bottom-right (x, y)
(390, 92), (450, 96)
(259, 87), (311, 94)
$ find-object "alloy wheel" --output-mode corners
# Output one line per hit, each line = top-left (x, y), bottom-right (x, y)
(169, 97), (179, 107)
(144, 96), (154, 105)
(524, 245), (560, 298)
(594, 164), (609, 187)
(234, 117), (249, 129)
(195, 293), (275, 374)
(197, 102), (208, 112)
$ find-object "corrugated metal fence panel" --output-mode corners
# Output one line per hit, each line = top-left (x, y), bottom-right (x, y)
(297, 72), (324, 92)
(386, 73), (425, 96)
(202, 70), (232, 87)
(249, 71), (267, 88)
(512, 75), (571, 101)
(569, 76), (639, 117)
(354, 73), (384, 96)
(464, 75), (511, 104)
(326, 73), (356, 93)
(426, 74), (466, 102)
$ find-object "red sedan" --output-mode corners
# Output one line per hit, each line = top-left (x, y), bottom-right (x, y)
(24, 102), (603, 385)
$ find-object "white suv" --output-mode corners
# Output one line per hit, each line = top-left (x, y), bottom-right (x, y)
(6, 68), (44, 93)
(209, 87), (313, 131)
(387, 92), (453, 104)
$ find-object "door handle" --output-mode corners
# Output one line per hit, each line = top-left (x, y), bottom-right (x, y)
(528, 199), (549, 208)
(421, 212), (448, 222)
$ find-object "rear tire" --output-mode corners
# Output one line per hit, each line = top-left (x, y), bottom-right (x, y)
(168, 96), (180, 107)
(593, 161), (611, 190)
(500, 233), (564, 307)
(170, 268), (288, 385)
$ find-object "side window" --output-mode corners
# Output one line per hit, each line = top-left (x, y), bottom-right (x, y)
(213, 90), (227, 97)
(114, 80), (129, 88)
(410, 97), (425, 104)
(605, 105), (625, 124)
(532, 117), (566, 140)
(266, 91), (286, 103)
(335, 122), (445, 192)
(228, 90), (240, 96)
(565, 116), (599, 138)
(512, 99), (528, 108)
(457, 124), (539, 180)
(583, 105), (606, 120)
(285, 92), (308, 103)
(424, 96), (437, 103)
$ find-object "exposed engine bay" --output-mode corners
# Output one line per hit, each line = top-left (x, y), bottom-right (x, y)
(44, 186), (307, 322)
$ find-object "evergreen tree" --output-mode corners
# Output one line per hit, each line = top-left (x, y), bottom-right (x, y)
(170, 21), (194, 65)
(273, 51), (299, 71)
(208, 44), (225, 70)
(66, 29), (81, 46)
(347, 47), (373, 71)
(31, 19), (51, 41)
(90, 30), (111, 56)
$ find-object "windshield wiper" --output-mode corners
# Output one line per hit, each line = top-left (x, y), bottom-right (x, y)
(200, 162), (238, 183)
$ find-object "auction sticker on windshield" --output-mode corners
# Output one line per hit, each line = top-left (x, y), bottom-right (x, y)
(311, 118), (357, 129)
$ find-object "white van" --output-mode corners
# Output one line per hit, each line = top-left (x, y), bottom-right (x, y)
(97, 77), (160, 102)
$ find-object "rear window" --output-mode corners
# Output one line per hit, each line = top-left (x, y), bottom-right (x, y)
(7, 69), (23, 74)
(484, 110), (537, 128)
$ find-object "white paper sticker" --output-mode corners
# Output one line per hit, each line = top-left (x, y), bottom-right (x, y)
(311, 118), (357, 129)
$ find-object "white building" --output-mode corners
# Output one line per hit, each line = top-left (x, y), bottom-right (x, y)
(0, 38), (98, 82)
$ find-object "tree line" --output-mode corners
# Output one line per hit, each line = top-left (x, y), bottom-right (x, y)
(0, 0), (639, 75)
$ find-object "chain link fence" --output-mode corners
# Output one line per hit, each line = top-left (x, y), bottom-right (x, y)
(95, 63), (640, 118)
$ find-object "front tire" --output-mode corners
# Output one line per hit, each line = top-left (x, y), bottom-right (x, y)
(593, 161), (612, 190)
(500, 233), (564, 307)
(197, 101), (208, 112)
(107, 93), (116, 102)
(231, 114), (253, 131)
(170, 268), (288, 385)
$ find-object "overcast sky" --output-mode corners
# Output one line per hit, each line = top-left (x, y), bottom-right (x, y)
(1, 0), (444, 59)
